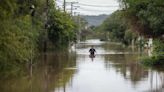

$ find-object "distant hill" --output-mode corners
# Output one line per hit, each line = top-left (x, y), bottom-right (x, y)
(81, 14), (109, 26)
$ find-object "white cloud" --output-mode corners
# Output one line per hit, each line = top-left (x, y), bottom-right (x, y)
(56, 0), (120, 15)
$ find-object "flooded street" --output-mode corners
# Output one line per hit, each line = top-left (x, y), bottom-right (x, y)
(1, 39), (164, 92)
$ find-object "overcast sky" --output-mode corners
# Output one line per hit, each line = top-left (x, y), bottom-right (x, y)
(56, 0), (120, 15)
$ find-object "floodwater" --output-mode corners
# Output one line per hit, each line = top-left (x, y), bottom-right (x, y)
(0, 39), (164, 92)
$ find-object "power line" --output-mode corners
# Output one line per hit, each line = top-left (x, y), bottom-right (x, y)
(77, 3), (119, 7)
(56, 1), (63, 5)
(56, 1), (119, 14)
(56, 0), (63, 3)
(56, 1), (119, 7)
(77, 7), (118, 12)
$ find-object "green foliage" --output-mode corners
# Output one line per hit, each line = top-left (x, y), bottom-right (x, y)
(141, 39), (164, 67)
(0, 0), (16, 20)
(151, 39), (164, 63)
(48, 5), (76, 48)
(98, 11), (126, 41)
(0, 16), (38, 77)
(141, 56), (164, 67)
(119, 0), (164, 37)
(119, 0), (164, 67)
(0, 0), (34, 77)
(0, 0), (77, 77)
(153, 39), (164, 57)
(97, 10), (137, 45)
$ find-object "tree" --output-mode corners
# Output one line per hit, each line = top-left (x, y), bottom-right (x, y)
(0, 0), (77, 77)
(119, 0), (164, 38)
(47, 2), (76, 48)
(119, 0), (164, 66)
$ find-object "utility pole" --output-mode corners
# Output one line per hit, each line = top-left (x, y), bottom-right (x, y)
(78, 14), (81, 42)
(71, 2), (73, 16)
(64, 2), (78, 16)
(63, 0), (66, 12)
(30, 4), (35, 78)
(71, 2), (79, 16)
(43, 0), (49, 53)
(43, 1), (49, 91)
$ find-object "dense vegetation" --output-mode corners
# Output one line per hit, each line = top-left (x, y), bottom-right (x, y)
(118, 0), (164, 66)
(48, 3), (76, 48)
(96, 11), (137, 46)
(0, 0), (76, 78)
(96, 0), (164, 66)
(119, 0), (164, 38)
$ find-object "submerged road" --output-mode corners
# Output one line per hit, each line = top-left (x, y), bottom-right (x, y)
(0, 39), (164, 92)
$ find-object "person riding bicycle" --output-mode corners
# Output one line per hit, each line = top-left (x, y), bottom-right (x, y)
(89, 46), (96, 55)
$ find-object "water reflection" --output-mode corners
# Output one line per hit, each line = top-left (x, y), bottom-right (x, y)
(104, 54), (149, 85)
(0, 51), (77, 92)
(89, 54), (96, 61)
(0, 39), (164, 92)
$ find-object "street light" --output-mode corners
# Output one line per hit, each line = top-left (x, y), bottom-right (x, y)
(29, 4), (35, 78)
(30, 5), (35, 17)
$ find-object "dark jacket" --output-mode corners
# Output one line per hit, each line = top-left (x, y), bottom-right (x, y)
(89, 48), (96, 55)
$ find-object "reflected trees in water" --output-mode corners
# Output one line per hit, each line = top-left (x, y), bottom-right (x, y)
(0, 51), (77, 92)
(104, 54), (148, 85)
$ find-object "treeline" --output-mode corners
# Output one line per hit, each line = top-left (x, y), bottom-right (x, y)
(119, 0), (164, 66)
(97, 0), (164, 66)
(0, 0), (76, 77)
(96, 11), (137, 46)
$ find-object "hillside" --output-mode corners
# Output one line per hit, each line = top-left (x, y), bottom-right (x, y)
(81, 14), (109, 26)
